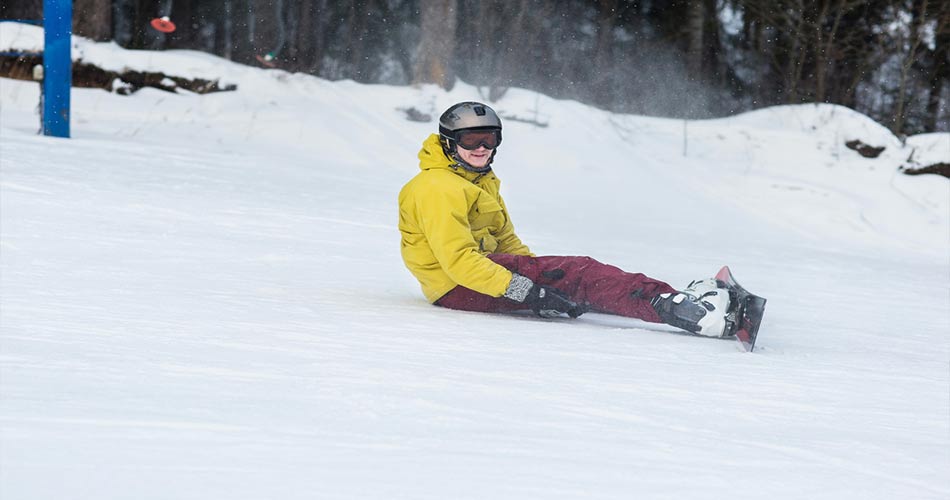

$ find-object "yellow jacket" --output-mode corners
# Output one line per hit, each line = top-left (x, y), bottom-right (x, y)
(399, 134), (533, 303)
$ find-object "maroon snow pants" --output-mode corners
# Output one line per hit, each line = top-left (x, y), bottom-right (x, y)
(436, 254), (676, 323)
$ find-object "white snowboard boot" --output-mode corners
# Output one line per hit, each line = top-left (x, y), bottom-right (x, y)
(651, 278), (733, 337)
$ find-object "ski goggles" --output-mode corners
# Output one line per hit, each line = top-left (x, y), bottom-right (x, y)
(455, 128), (502, 150)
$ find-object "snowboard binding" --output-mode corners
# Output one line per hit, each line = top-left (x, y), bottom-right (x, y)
(651, 278), (733, 338)
(652, 266), (767, 352)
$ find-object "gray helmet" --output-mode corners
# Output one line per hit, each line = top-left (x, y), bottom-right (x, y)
(438, 102), (503, 172)
(439, 101), (502, 137)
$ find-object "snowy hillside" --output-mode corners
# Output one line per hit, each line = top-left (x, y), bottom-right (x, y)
(1, 32), (948, 500)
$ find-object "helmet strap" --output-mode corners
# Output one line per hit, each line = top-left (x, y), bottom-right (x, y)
(440, 135), (495, 173)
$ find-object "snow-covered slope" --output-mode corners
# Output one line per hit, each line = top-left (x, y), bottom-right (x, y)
(1, 32), (948, 500)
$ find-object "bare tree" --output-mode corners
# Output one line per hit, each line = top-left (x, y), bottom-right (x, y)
(413, 0), (457, 89)
(685, 0), (705, 78)
(591, 0), (620, 100)
(893, 0), (930, 135)
(0, 0), (42, 20)
(924, 6), (950, 130)
(73, 0), (113, 41)
(288, 0), (328, 74)
(739, 0), (873, 104)
(812, 0), (865, 102)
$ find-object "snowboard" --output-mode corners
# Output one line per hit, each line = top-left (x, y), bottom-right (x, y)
(715, 266), (767, 352)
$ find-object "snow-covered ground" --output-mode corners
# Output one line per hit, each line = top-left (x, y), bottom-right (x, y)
(1, 29), (949, 500)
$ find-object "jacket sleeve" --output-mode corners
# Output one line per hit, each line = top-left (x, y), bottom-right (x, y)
(494, 195), (534, 256)
(416, 185), (514, 297)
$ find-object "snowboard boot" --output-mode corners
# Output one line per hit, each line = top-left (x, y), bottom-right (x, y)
(651, 278), (733, 338)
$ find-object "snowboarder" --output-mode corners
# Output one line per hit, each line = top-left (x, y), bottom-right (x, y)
(398, 101), (733, 338)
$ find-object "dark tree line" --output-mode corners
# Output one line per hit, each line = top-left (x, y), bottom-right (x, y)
(3, 0), (947, 133)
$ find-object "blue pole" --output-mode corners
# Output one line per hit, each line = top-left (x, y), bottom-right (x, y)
(42, 0), (71, 138)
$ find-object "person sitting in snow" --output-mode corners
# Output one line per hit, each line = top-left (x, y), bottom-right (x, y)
(398, 101), (732, 338)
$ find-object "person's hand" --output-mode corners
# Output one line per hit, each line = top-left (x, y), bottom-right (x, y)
(504, 274), (587, 318)
(525, 284), (586, 318)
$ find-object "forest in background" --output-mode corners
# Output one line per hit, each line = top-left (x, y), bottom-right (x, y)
(2, 0), (948, 134)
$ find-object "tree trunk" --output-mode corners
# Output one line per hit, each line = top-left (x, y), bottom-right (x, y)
(893, 0), (929, 135)
(345, 1), (370, 80)
(925, 71), (945, 131)
(413, 0), (457, 89)
(786, 3), (810, 103)
(813, 0), (832, 102)
(130, 0), (153, 49)
(165, 0), (194, 50)
(0, 0), (42, 20)
(287, 0), (311, 72)
(217, 0), (233, 60)
(229, 0), (256, 64)
(249, 0), (281, 59)
(685, 0), (705, 79)
(925, 14), (949, 131)
(73, 0), (112, 41)
(815, 0), (863, 102)
(492, 0), (533, 99)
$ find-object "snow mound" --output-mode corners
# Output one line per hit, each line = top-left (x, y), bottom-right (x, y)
(0, 22), (241, 86)
(905, 133), (950, 167)
(722, 103), (902, 150)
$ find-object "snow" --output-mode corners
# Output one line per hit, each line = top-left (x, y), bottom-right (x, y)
(1, 30), (949, 500)
(0, 23), (239, 86)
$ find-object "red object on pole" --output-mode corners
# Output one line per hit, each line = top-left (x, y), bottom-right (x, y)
(255, 54), (277, 68)
(150, 16), (176, 33)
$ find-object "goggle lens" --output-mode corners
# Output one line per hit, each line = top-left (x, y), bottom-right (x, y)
(456, 129), (500, 150)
